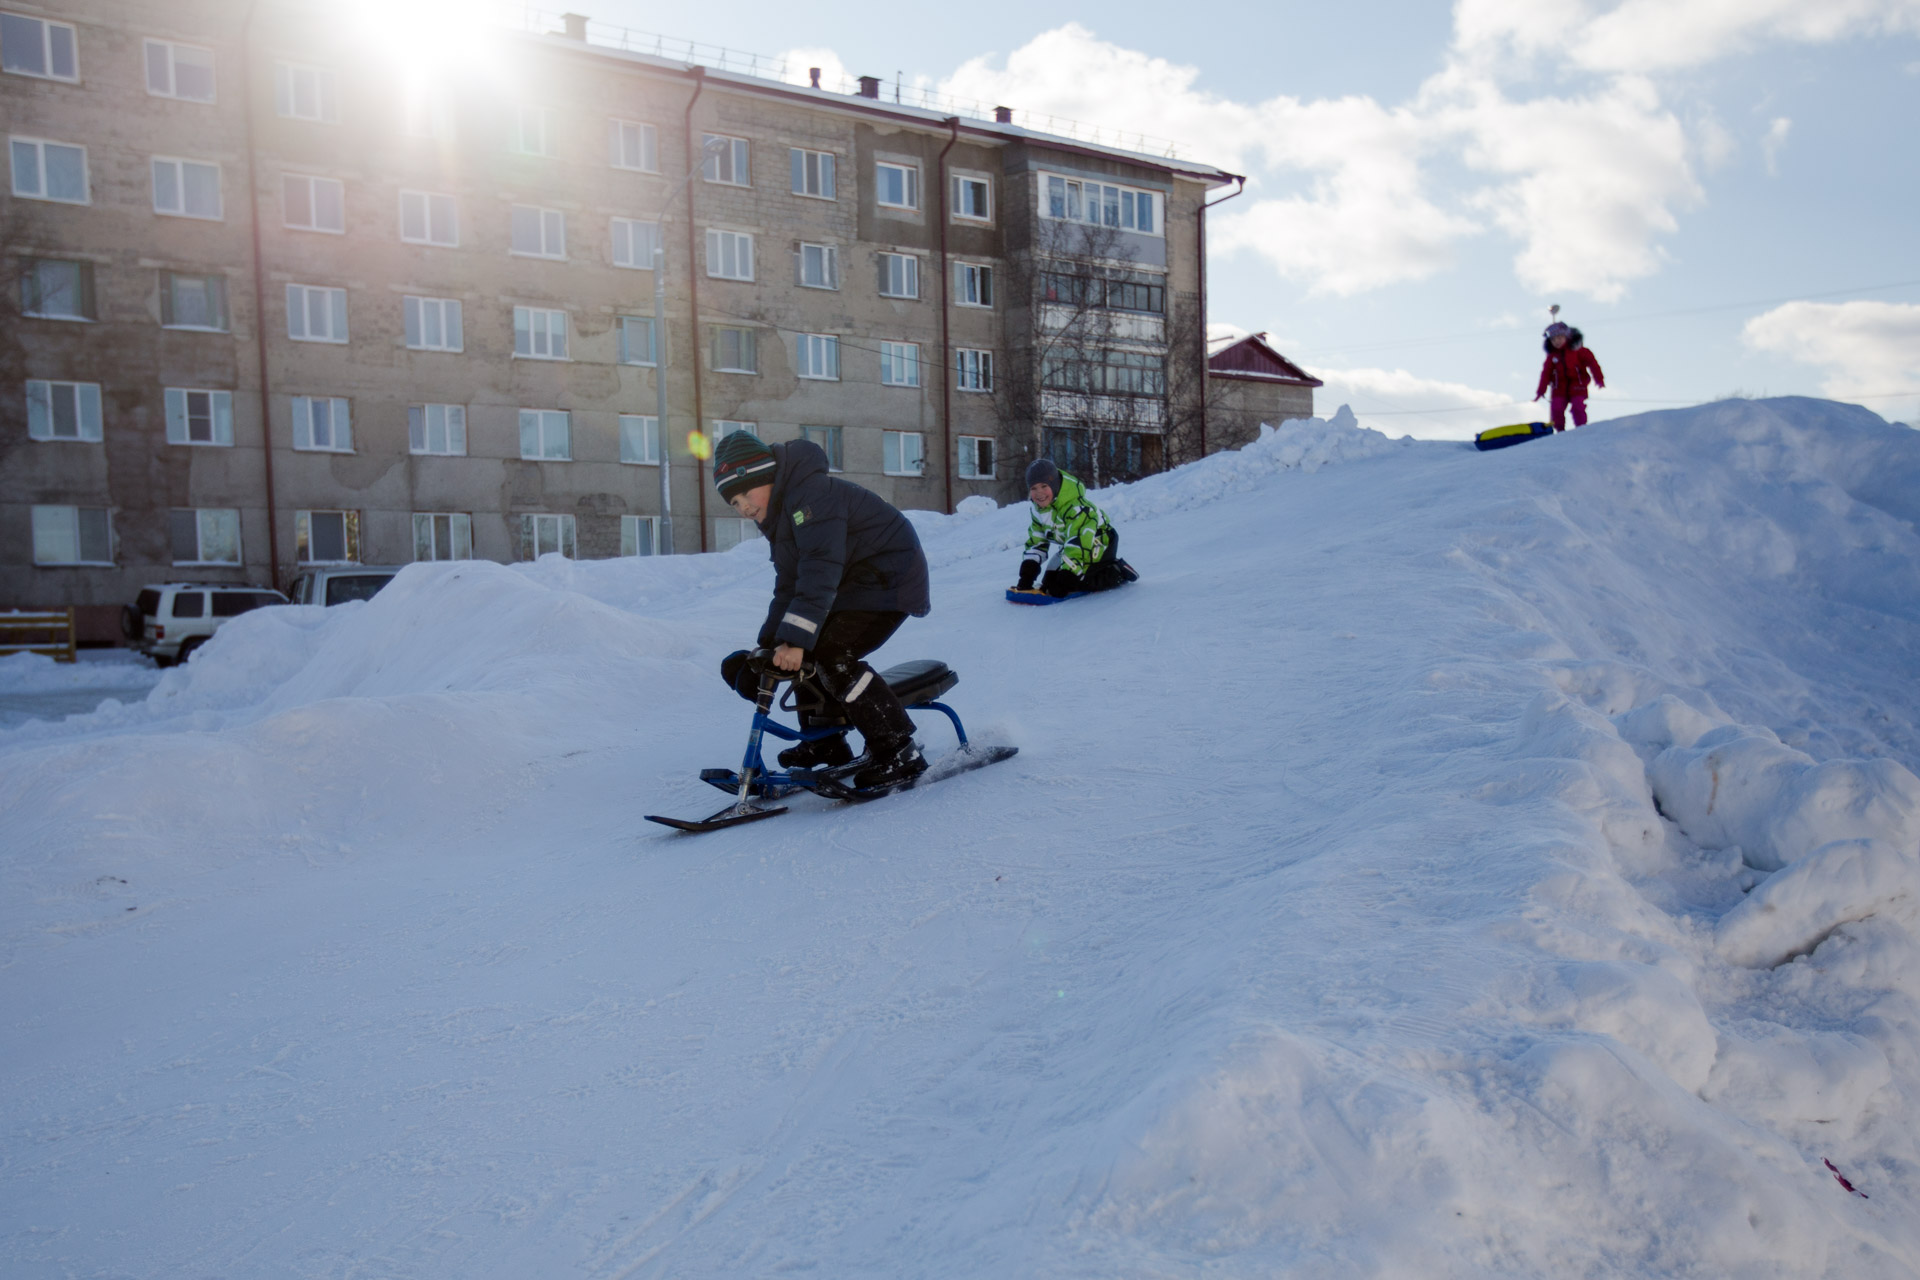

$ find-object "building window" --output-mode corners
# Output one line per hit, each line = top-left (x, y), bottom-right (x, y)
(621, 515), (659, 557)
(521, 513), (575, 559)
(952, 175), (990, 221)
(611, 217), (660, 269)
(403, 82), (452, 139)
(9, 136), (88, 203)
(31, 505), (111, 565)
(161, 271), (229, 330)
(701, 133), (748, 185)
(957, 435), (996, 479)
(164, 387), (233, 445)
(1042, 348), (1167, 396)
(404, 295), (463, 351)
(510, 204), (565, 258)
(283, 172), (345, 233)
(879, 341), (920, 388)
(518, 408), (571, 460)
(617, 315), (656, 365)
(273, 62), (338, 123)
(399, 189), (457, 245)
(21, 258), (94, 320)
(797, 242), (838, 290)
(287, 283), (348, 343)
(955, 348), (994, 392)
(619, 414), (660, 464)
(1044, 173), (1160, 234)
(512, 306), (568, 359)
(878, 252), (919, 299)
(514, 104), (558, 156)
(711, 326), (757, 374)
(954, 261), (993, 308)
(706, 228), (754, 281)
(713, 419), (756, 441)
(713, 517), (762, 552)
(1043, 269), (1166, 315)
(144, 40), (215, 102)
(296, 509), (358, 563)
(796, 333), (839, 380)
(790, 148), (834, 199)
(2, 12), (78, 81)
(609, 118), (656, 171)
(291, 395), (352, 452)
(25, 379), (102, 441)
(152, 156), (222, 219)
(883, 430), (925, 476)
(170, 508), (240, 564)
(408, 403), (466, 455)
(413, 512), (472, 561)
(875, 161), (919, 211)
(800, 425), (842, 471)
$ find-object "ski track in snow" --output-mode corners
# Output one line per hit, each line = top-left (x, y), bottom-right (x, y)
(3, 397), (1919, 1277)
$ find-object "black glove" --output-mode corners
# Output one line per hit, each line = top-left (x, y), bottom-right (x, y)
(720, 649), (758, 701)
(1041, 568), (1079, 598)
(1016, 559), (1039, 591)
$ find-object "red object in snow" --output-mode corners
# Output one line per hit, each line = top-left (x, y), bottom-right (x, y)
(1824, 1158), (1869, 1199)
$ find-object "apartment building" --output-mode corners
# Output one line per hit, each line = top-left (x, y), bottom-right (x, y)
(2, 0), (1237, 639)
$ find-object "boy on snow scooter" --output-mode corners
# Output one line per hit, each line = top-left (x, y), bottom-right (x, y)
(1014, 458), (1137, 597)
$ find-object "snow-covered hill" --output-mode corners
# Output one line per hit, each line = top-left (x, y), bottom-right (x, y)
(4, 398), (1918, 1278)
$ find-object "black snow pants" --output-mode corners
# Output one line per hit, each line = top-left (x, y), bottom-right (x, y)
(720, 610), (917, 749)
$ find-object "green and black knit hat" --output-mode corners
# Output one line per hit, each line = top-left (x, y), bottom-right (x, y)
(712, 431), (777, 501)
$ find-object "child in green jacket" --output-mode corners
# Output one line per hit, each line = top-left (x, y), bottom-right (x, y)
(1015, 459), (1137, 597)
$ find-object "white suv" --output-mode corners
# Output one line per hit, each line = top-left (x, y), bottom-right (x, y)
(122, 583), (289, 666)
(287, 566), (403, 607)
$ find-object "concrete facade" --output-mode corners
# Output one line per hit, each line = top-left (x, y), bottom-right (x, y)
(2, 0), (1234, 639)
(1205, 332), (1323, 452)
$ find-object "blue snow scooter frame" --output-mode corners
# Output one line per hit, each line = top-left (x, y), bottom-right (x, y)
(645, 649), (1016, 833)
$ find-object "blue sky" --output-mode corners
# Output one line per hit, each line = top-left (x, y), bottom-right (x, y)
(538, 0), (1920, 437)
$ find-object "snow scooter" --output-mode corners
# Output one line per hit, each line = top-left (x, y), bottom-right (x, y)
(645, 649), (1017, 833)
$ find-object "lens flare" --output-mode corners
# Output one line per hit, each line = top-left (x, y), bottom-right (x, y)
(687, 430), (712, 461)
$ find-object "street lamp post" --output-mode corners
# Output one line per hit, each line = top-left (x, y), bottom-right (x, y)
(649, 136), (728, 556)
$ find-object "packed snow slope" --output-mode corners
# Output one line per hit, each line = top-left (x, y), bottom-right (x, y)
(5, 397), (1920, 1279)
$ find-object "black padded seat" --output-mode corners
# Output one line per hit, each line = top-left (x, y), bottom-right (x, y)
(880, 659), (958, 706)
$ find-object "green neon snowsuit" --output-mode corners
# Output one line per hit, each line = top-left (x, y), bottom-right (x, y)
(1022, 472), (1113, 578)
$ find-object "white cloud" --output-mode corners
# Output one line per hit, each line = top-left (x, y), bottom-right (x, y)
(1313, 366), (1531, 441)
(1762, 117), (1792, 175)
(1742, 301), (1920, 397)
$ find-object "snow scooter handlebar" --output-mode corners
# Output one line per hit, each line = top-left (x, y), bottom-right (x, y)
(745, 646), (816, 685)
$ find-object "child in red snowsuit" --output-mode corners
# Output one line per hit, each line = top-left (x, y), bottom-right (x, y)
(1534, 322), (1605, 430)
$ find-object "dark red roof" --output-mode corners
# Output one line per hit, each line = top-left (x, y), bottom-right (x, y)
(1208, 333), (1323, 387)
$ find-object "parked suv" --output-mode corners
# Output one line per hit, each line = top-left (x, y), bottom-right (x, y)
(122, 583), (289, 666)
(286, 566), (403, 607)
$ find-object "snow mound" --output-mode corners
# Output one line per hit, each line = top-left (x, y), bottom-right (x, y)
(0, 650), (159, 693)
(1716, 838), (1920, 967)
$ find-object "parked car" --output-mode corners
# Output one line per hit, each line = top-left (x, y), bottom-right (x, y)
(121, 583), (289, 666)
(286, 566), (403, 607)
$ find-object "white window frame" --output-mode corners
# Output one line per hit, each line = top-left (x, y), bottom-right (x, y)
(512, 306), (569, 360)
(398, 189), (458, 246)
(286, 283), (348, 343)
(518, 408), (571, 460)
(283, 172), (345, 234)
(510, 203), (566, 259)
(713, 516), (762, 552)
(883, 430), (925, 477)
(796, 333), (840, 381)
(701, 133), (748, 186)
(880, 341), (921, 388)
(800, 424), (843, 472)
(2, 13), (78, 82)
(609, 118), (657, 172)
(161, 270), (229, 331)
(1041, 171), (1164, 236)
(295, 509), (359, 564)
(9, 136), (88, 203)
(875, 160), (919, 211)
(797, 241), (838, 290)
(951, 173), (991, 222)
(26, 379), (103, 441)
(31, 505), (112, 565)
(408, 403), (467, 455)
(163, 387), (233, 446)
(521, 512), (576, 559)
(291, 395), (353, 452)
(878, 251), (919, 300)
(151, 155), (222, 220)
(403, 81), (453, 140)
(618, 315), (657, 366)
(957, 435), (996, 479)
(412, 511), (473, 561)
(955, 348), (994, 393)
(619, 414), (660, 465)
(22, 258), (92, 320)
(144, 39), (215, 103)
(705, 228), (754, 281)
(620, 514), (660, 557)
(171, 507), (241, 565)
(711, 328), (757, 374)
(954, 261), (994, 308)
(790, 147), (835, 199)
(515, 104), (558, 156)
(404, 295), (463, 352)
(611, 217), (660, 269)
(273, 61), (339, 124)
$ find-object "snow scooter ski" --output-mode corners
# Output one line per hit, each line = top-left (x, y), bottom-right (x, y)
(645, 649), (1017, 833)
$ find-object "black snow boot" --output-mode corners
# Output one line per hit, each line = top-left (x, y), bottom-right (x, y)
(779, 732), (854, 770)
(852, 733), (927, 791)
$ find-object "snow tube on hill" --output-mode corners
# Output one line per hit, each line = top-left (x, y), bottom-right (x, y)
(1475, 421), (1554, 450)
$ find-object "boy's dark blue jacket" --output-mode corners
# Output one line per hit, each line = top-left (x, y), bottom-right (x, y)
(753, 439), (930, 648)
